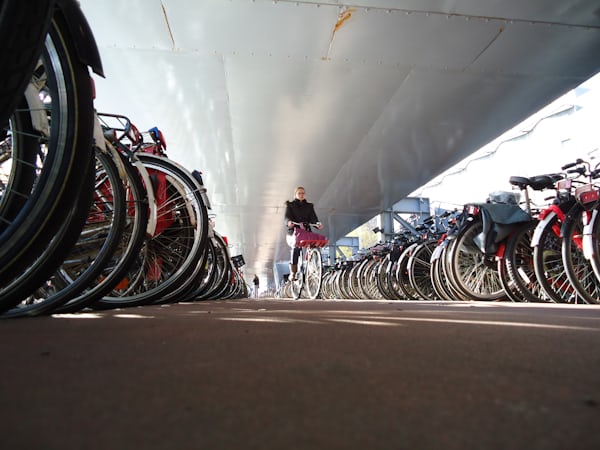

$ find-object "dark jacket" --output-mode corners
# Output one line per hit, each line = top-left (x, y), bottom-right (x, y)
(284, 199), (319, 235)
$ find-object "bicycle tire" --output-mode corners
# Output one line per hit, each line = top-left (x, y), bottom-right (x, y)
(532, 212), (573, 303)
(587, 208), (600, 284)
(447, 220), (505, 301)
(504, 220), (550, 302)
(561, 205), (600, 304)
(0, 156), (95, 316)
(95, 154), (209, 307)
(189, 237), (219, 299)
(2, 149), (124, 316)
(305, 248), (323, 299)
(407, 241), (436, 299)
(395, 243), (420, 300)
(0, 9), (95, 288)
(430, 244), (455, 300)
(198, 233), (232, 300)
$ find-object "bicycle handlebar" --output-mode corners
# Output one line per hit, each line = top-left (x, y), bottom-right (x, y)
(290, 221), (322, 227)
(561, 158), (584, 171)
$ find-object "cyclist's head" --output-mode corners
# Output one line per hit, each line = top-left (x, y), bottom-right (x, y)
(294, 186), (306, 200)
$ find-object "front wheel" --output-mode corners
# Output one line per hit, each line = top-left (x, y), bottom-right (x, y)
(305, 248), (323, 299)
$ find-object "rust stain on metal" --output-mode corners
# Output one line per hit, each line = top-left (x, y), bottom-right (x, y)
(334, 7), (356, 35)
(161, 1), (176, 50)
(325, 7), (356, 60)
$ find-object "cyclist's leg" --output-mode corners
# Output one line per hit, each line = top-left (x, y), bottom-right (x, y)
(290, 247), (300, 280)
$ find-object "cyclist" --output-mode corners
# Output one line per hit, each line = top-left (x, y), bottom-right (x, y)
(284, 186), (325, 280)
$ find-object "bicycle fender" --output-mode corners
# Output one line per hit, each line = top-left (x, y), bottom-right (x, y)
(583, 208), (598, 260)
(25, 82), (49, 136)
(531, 210), (557, 247)
(56, 0), (104, 77)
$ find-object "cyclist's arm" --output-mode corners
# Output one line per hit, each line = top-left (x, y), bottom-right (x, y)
(308, 204), (323, 229)
(284, 203), (296, 228)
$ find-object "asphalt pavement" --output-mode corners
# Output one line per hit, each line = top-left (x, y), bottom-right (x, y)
(1, 299), (599, 450)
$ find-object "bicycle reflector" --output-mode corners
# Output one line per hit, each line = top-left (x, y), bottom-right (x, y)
(575, 184), (599, 208)
(466, 204), (480, 216)
(556, 179), (572, 191)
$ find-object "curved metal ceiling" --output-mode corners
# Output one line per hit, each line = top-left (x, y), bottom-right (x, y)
(79, 0), (600, 285)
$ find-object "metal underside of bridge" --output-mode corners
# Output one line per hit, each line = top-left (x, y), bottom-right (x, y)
(79, 0), (600, 284)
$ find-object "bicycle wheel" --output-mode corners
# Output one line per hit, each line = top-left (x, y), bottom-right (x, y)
(430, 243), (455, 300)
(0, 9), (95, 290)
(95, 154), (209, 307)
(2, 148), (124, 316)
(503, 220), (548, 302)
(395, 243), (420, 300)
(532, 211), (575, 303)
(587, 208), (600, 284)
(305, 248), (323, 299)
(189, 236), (219, 299)
(198, 233), (233, 300)
(407, 240), (436, 299)
(0, 155), (95, 315)
(53, 147), (150, 313)
(376, 255), (399, 300)
(498, 254), (525, 302)
(447, 220), (505, 301)
(561, 205), (600, 304)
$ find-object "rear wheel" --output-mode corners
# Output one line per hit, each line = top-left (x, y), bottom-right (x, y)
(95, 154), (208, 307)
(561, 207), (600, 304)
(504, 220), (548, 302)
(447, 220), (505, 301)
(0, 10), (95, 309)
(533, 213), (572, 303)
(408, 241), (436, 299)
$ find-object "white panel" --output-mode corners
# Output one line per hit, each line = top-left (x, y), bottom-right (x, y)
(80, 0), (173, 49)
(164, 0), (338, 58)
(327, 8), (501, 69)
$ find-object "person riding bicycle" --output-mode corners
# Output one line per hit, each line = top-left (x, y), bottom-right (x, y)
(284, 186), (325, 280)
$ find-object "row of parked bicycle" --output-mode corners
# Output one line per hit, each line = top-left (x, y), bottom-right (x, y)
(281, 157), (600, 304)
(0, 111), (248, 318)
(0, 2), (251, 318)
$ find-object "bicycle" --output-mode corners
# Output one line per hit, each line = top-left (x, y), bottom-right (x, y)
(0, 1), (103, 312)
(287, 222), (328, 299)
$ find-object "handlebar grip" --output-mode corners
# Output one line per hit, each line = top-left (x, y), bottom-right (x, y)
(561, 158), (585, 170)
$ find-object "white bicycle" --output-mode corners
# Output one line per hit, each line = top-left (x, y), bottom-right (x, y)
(287, 222), (328, 299)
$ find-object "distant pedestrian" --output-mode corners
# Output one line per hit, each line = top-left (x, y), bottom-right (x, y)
(253, 274), (259, 298)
